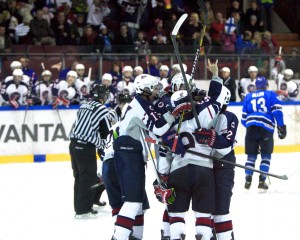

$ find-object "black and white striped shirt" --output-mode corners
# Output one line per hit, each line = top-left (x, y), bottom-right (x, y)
(70, 100), (111, 149)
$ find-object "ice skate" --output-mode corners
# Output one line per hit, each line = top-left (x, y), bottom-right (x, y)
(244, 175), (252, 190)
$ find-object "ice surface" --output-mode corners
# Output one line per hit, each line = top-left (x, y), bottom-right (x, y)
(0, 153), (299, 240)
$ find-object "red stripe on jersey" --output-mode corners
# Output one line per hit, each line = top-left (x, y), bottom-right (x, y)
(169, 217), (185, 224)
(115, 215), (135, 230)
(208, 106), (213, 119)
(163, 210), (170, 222)
(196, 217), (212, 227)
(215, 220), (233, 233)
(112, 208), (121, 217)
(134, 214), (144, 226)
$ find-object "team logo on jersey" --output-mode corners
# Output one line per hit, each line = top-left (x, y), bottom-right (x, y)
(247, 84), (255, 93)
(10, 92), (20, 101)
(280, 82), (287, 91)
(157, 102), (164, 108)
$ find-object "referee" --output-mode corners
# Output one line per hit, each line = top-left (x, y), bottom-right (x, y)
(69, 84), (111, 219)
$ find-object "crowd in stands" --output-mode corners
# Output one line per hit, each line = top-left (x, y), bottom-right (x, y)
(0, 0), (288, 55)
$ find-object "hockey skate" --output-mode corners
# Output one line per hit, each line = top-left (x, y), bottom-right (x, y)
(161, 230), (170, 240)
(258, 176), (268, 191)
(244, 175), (252, 190)
(74, 211), (98, 219)
(93, 200), (107, 207)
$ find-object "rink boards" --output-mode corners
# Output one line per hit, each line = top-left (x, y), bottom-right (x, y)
(0, 103), (299, 163)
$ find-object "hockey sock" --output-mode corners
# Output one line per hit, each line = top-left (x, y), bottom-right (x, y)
(114, 202), (142, 240)
(245, 155), (257, 176)
(194, 212), (213, 240)
(131, 208), (144, 240)
(162, 209), (171, 237)
(112, 208), (121, 224)
(169, 212), (186, 240)
(213, 214), (233, 240)
(260, 153), (271, 180)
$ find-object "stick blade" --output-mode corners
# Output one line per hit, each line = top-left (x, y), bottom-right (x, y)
(171, 13), (188, 36)
(281, 175), (288, 180)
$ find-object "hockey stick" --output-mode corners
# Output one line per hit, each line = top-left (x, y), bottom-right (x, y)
(190, 0), (208, 82)
(171, 13), (201, 131)
(22, 72), (35, 125)
(145, 137), (288, 180)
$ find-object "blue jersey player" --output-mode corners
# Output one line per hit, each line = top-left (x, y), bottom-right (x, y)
(241, 76), (287, 190)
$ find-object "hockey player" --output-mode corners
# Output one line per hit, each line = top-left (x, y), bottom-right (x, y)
(70, 84), (112, 219)
(276, 69), (299, 101)
(117, 65), (135, 94)
(238, 66), (258, 101)
(1, 69), (30, 108)
(159, 65), (170, 92)
(133, 66), (144, 78)
(111, 74), (191, 240)
(156, 60), (226, 240)
(74, 64), (91, 102)
(52, 70), (79, 107)
(4, 61), (30, 85)
(193, 87), (238, 240)
(242, 76), (286, 191)
(35, 70), (54, 105)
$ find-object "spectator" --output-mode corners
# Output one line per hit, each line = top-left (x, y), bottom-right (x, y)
(57, 2), (76, 24)
(110, 62), (123, 88)
(286, 48), (300, 79)
(97, 23), (113, 53)
(51, 11), (73, 45)
(7, 0), (22, 24)
(233, 12), (244, 36)
(258, 0), (274, 32)
(220, 27), (236, 54)
(220, 67), (236, 102)
(199, 1), (215, 31)
(71, 0), (88, 16)
(79, 25), (99, 45)
(260, 30), (277, 54)
(134, 30), (150, 55)
(16, 1), (34, 25)
(210, 12), (225, 46)
(251, 31), (263, 54)
(245, 1), (263, 28)
(244, 15), (263, 37)
(227, 0), (244, 20)
(148, 18), (167, 43)
(87, 0), (111, 32)
(29, 9), (56, 45)
(41, 7), (55, 25)
(164, 11), (177, 42)
(236, 30), (256, 54)
(181, 12), (202, 46)
(56, 0), (72, 8)
(0, 24), (12, 52)
(118, 0), (147, 39)
(70, 13), (86, 45)
(114, 24), (134, 52)
(152, 0), (172, 20)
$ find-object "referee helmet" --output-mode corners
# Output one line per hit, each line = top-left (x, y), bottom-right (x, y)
(92, 84), (110, 100)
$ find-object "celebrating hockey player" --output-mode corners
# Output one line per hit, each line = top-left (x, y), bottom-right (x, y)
(242, 76), (286, 191)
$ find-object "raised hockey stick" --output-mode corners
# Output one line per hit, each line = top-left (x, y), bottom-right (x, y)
(190, 0), (208, 82)
(171, 13), (201, 130)
(145, 137), (288, 180)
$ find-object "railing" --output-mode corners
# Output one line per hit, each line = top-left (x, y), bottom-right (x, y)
(1, 46), (299, 81)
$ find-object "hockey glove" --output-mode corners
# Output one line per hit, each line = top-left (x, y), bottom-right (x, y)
(192, 88), (207, 98)
(9, 99), (20, 109)
(169, 90), (192, 116)
(193, 128), (216, 147)
(161, 130), (186, 157)
(153, 180), (176, 205)
(277, 125), (287, 139)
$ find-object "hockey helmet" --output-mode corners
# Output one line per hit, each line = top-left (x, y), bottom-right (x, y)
(159, 65), (169, 72)
(102, 73), (113, 82)
(255, 76), (268, 89)
(10, 61), (22, 70)
(221, 86), (231, 105)
(171, 73), (192, 92)
(75, 64), (85, 70)
(248, 66), (258, 73)
(13, 69), (23, 76)
(172, 63), (187, 74)
(287, 81), (299, 97)
(67, 70), (78, 78)
(134, 66), (143, 75)
(123, 65), (133, 72)
(117, 90), (132, 104)
(92, 84), (110, 99)
(284, 69), (294, 80)
(42, 70), (52, 77)
(135, 74), (159, 95)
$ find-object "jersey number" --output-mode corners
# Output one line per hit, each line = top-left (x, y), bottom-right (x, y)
(250, 97), (267, 113)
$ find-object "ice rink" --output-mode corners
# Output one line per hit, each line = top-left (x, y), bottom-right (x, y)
(0, 152), (299, 240)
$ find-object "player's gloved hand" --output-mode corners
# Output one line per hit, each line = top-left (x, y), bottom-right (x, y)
(59, 97), (70, 107)
(193, 128), (216, 147)
(192, 88), (207, 98)
(153, 180), (176, 205)
(52, 96), (61, 108)
(277, 125), (287, 139)
(25, 95), (33, 105)
(161, 130), (186, 157)
(169, 90), (192, 116)
(9, 97), (20, 109)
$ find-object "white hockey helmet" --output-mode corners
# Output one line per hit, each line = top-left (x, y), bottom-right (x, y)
(67, 70), (78, 78)
(287, 81), (299, 97)
(248, 66), (258, 73)
(42, 70), (52, 77)
(170, 90), (188, 107)
(172, 63), (187, 74)
(284, 69), (294, 80)
(10, 61), (22, 70)
(171, 73), (192, 92)
(134, 66), (143, 74)
(135, 74), (159, 95)
(102, 73), (113, 81)
(75, 64), (85, 70)
(123, 65), (133, 72)
(221, 86), (231, 105)
(159, 65), (169, 72)
(13, 68), (23, 76)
